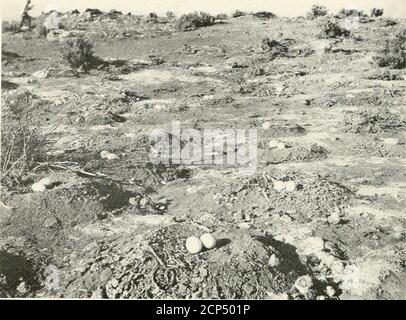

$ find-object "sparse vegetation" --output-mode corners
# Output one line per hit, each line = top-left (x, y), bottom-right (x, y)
(2, 21), (20, 33)
(166, 11), (176, 20)
(231, 10), (246, 18)
(1, 90), (50, 183)
(306, 5), (328, 19)
(147, 12), (158, 22)
(1, 4), (405, 300)
(252, 11), (276, 19)
(175, 12), (215, 31)
(320, 18), (350, 38)
(374, 28), (406, 69)
(336, 8), (364, 18)
(215, 13), (228, 21)
(60, 34), (97, 72)
(261, 37), (289, 58)
(371, 8), (384, 17)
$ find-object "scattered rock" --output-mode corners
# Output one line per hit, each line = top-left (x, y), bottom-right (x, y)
(285, 181), (296, 192)
(294, 275), (313, 295)
(269, 140), (279, 149)
(100, 151), (120, 160)
(268, 254), (280, 267)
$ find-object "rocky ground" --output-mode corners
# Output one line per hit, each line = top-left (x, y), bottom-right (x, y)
(1, 12), (405, 299)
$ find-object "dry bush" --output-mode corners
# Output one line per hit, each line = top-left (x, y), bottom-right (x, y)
(371, 8), (384, 17)
(261, 37), (289, 58)
(166, 11), (176, 20)
(215, 13), (228, 20)
(306, 5), (328, 19)
(374, 28), (406, 69)
(231, 10), (246, 18)
(2, 21), (19, 33)
(147, 12), (159, 22)
(252, 11), (276, 19)
(380, 18), (398, 27)
(175, 12), (215, 31)
(60, 34), (97, 72)
(320, 18), (350, 38)
(1, 90), (51, 183)
(344, 107), (405, 133)
(336, 8), (363, 18)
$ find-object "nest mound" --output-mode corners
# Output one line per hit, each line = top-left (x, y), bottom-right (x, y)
(61, 223), (312, 299)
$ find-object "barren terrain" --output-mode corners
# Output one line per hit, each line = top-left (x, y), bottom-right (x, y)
(1, 11), (405, 299)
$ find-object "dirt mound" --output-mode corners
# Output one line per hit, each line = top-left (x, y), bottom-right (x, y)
(263, 144), (328, 164)
(61, 223), (322, 299)
(344, 108), (405, 133)
(222, 173), (353, 222)
(2, 182), (138, 249)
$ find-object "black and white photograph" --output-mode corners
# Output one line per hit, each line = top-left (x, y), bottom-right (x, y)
(0, 0), (405, 304)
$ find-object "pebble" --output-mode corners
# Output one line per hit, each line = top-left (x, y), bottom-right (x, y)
(100, 151), (120, 160)
(31, 182), (46, 192)
(128, 197), (138, 206)
(294, 275), (313, 295)
(268, 254), (280, 267)
(100, 267), (113, 283)
(383, 138), (400, 145)
(262, 122), (272, 130)
(285, 181), (296, 192)
(139, 198), (149, 207)
(238, 222), (252, 230)
(200, 233), (217, 249)
(326, 286), (336, 298)
(186, 236), (203, 254)
(269, 139), (279, 148)
(297, 237), (325, 256)
(16, 281), (27, 295)
(328, 211), (341, 225)
(43, 217), (58, 228)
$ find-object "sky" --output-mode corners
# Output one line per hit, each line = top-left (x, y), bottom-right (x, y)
(1, 0), (406, 22)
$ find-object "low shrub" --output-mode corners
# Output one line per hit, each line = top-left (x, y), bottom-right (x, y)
(374, 28), (406, 69)
(261, 37), (289, 58)
(371, 8), (384, 17)
(231, 10), (246, 18)
(215, 13), (228, 20)
(60, 34), (97, 72)
(306, 5), (328, 19)
(166, 11), (176, 20)
(320, 18), (350, 38)
(1, 90), (50, 182)
(175, 12), (215, 31)
(253, 11), (276, 19)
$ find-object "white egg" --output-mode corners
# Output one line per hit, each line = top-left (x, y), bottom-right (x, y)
(273, 180), (286, 191)
(31, 182), (46, 192)
(285, 181), (296, 192)
(269, 140), (279, 148)
(277, 142), (286, 150)
(200, 233), (217, 249)
(185, 236), (203, 254)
